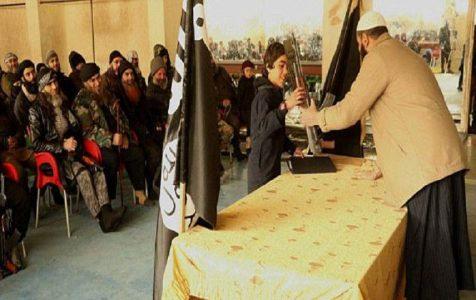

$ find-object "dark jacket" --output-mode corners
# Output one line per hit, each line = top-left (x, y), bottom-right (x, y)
(28, 93), (82, 156)
(0, 71), (7, 104)
(0, 101), (25, 152)
(1, 72), (21, 108)
(236, 75), (255, 127)
(56, 71), (79, 106)
(213, 65), (241, 131)
(247, 77), (295, 193)
(98, 68), (135, 138)
(100, 68), (123, 105)
(69, 69), (84, 93)
(213, 65), (236, 105)
(145, 81), (171, 144)
(117, 83), (148, 143)
(136, 72), (147, 95)
(14, 85), (37, 129)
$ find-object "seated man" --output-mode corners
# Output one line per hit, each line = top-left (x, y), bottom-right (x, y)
(30, 68), (125, 232)
(237, 60), (256, 137)
(101, 50), (124, 103)
(1, 156), (31, 273)
(126, 50), (146, 93)
(117, 61), (160, 202)
(68, 51), (86, 93)
(14, 59), (39, 129)
(74, 63), (149, 205)
(212, 60), (246, 160)
(1, 53), (21, 107)
(152, 44), (174, 91)
(217, 96), (246, 161)
(0, 98), (35, 189)
(45, 50), (79, 106)
(146, 57), (170, 130)
(145, 57), (171, 197)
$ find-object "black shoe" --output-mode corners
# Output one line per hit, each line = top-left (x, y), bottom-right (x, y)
(5, 230), (22, 253)
(98, 205), (125, 233)
(148, 189), (159, 201)
(111, 206), (127, 230)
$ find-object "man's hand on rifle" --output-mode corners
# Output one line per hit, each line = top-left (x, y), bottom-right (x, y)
(301, 99), (319, 127)
(222, 98), (232, 108)
(285, 87), (306, 110)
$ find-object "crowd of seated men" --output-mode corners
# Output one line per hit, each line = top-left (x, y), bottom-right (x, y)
(0, 44), (257, 276)
(0, 45), (176, 275)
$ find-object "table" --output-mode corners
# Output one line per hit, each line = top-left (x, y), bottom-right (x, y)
(162, 158), (407, 299)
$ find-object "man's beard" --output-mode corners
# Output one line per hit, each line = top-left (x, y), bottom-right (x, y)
(49, 94), (63, 107)
(122, 80), (136, 88)
(158, 78), (168, 90)
(24, 81), (38, 94)
(9, 66), (18, 74)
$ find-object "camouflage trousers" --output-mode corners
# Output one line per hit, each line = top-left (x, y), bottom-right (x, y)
(65, 161), (109, 218)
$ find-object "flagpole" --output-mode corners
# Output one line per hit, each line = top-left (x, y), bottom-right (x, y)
(179, 182), (186, 233)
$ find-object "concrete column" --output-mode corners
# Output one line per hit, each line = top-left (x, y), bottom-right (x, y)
(148, 0), (166, 60)
(25, 0), (43, 63)
(460, 0), (475, 133)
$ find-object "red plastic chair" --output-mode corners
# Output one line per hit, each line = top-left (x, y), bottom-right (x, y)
(34, 152), (72, 238)
(82, 138), (136, 206)
(0, 162), (27, 256)
(1, 162), (20, 183)
(83, 138), (103, 164)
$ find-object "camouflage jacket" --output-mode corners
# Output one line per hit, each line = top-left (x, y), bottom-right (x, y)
(73, 88), (113, 148)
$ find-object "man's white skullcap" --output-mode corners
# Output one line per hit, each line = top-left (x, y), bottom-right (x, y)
(357, 11), (387, 32)
(126, 50), (139, 62)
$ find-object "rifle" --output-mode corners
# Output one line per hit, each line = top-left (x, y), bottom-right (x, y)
(115, 102), (125, 207)
(284, 34), (321, 155)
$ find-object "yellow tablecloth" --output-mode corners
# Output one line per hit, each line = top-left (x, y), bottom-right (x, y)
(162, 161), (407, 300)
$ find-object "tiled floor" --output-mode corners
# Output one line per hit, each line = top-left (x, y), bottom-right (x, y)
(435, 72), (464, 120)
(0, 157), (250, 300)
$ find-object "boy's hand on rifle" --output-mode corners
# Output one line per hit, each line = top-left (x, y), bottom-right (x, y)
(285, 87), (306, 110)
(301, 99), (319, 127)
(293, 147), (304, 158)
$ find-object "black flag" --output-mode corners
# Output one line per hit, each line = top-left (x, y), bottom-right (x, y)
(321, 0), (363, 157)
(153, 0), (220, 298)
